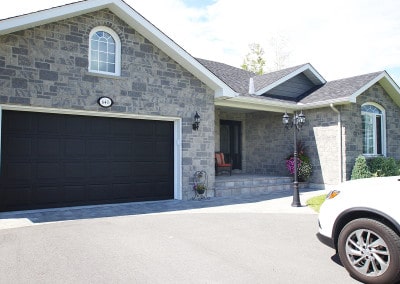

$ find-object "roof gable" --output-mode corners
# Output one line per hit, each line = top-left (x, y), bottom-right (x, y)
(253, 63), (326, 96)
(299, 71), (400, 108)
(0, 0), (236, 98)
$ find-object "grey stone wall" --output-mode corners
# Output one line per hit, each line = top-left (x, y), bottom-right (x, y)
(0, 9), (215, 200)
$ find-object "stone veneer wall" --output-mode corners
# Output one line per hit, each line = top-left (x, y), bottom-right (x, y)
(0, 9), (215, 200)
(243, 111), (291, 176)
(243, 110), (341, 186)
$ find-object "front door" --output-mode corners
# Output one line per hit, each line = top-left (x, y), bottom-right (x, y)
(220, 120), (242, 170)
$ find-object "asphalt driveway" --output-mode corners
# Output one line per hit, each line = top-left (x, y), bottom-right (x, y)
(0, 191), (359, 283)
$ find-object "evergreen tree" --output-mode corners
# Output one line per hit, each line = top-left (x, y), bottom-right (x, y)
(351, 155), (372, 180)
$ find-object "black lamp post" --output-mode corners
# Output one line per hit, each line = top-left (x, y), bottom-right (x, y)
(283, 111), (306, 207)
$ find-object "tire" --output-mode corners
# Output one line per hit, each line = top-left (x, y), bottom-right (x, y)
(338, 218), (400, 284)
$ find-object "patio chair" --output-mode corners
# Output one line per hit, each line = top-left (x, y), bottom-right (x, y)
(215, 152), (232, 176)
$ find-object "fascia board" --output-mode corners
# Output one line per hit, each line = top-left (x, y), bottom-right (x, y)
(254, 63), (326, 96)
(217, 96), (298, 112)
(0, 0), (236, 98)
(0, 0), (111, 35)
(215, 95), (353, 112)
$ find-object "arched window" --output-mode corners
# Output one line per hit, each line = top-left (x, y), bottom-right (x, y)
(89, 26), (121, 76)
(361, 103), (386, 156)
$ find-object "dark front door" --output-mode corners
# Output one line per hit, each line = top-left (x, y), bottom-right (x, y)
(0, 110), (174, 212)
(220, 120), (242, 170)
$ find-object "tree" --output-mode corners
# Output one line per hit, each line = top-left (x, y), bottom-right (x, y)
(241, 37), (291, 74)
(241, 43), (266, 75)
(267, 36), (290, 72)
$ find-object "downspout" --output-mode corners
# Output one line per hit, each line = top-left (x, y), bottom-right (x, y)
(330, 104), (343, 183)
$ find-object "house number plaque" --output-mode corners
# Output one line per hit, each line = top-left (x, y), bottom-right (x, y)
(98, 96), (113, 108)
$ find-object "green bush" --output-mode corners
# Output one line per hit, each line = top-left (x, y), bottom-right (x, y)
(367, 157), (398, 177)
(351, 155), (400, 180)
(351, 155), (372, 180)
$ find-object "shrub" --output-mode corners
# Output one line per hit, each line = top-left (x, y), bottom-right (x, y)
(367, 157), (398, 177)
(351, 155), (400, 180)
(351, 155), (372, 180)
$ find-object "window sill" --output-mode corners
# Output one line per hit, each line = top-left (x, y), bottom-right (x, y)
(87, 71), (123, 80)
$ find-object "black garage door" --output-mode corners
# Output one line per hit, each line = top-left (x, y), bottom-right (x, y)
(0, 110), (174, 212)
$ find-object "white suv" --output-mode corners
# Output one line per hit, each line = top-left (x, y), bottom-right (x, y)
(317, 176), (400, 284)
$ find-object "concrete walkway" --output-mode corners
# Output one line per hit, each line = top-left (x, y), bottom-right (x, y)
(0, 188), (328, 230)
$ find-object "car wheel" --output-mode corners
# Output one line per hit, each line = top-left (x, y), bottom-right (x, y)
(338, 218), (400, 284)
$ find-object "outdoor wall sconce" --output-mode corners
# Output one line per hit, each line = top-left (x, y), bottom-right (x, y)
(192, 112), (200, 131)
(282, 110), (306, 207)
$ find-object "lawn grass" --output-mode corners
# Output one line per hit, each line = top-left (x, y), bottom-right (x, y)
(306, 194), (327, 213)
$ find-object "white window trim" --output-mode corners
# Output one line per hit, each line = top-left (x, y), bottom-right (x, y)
(361, 102), (386, 157)
(89, 26), (121, 76)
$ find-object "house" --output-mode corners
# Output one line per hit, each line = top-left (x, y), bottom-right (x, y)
(0, 0), (399, 212)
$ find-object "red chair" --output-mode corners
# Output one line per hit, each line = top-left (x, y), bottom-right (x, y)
(215, 152), (232, 176)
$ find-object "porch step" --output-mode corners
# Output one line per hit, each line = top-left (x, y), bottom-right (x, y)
(214, 175), (308, 197)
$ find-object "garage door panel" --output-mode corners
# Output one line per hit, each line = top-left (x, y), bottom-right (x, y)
(111, 119), (134, 136)
(64, 163), (86, 179)
(112, 162), (132, 177)
(88, 185), (110, 201)
(63, 116), (87, 135)
(3, 186), (32, 207)
(37, 115), (60, 134)
(64, 139), (86, 157)
(156, 141), (172, 160)
(155, 122), (172, 136)
(2, 163), (32, 181)
(87, 140), (112, 157)
(64, 185), (87, 203)
(36, 138), (60, 157)
(0, 110), (174, 211)
(36, 163), (61, 180)
(3, 111), (32, 133)
(88, 162), (112, 179)
(112, 183), (132, 200)
(113, 141), (132, 157)
(4, 137), (32, 158)
(34, 186), (60, 205)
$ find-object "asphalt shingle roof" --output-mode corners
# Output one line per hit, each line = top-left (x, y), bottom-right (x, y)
(196, 58), (254, 94)
(299, 71), (383, 104)
(197, 58), (385, 105)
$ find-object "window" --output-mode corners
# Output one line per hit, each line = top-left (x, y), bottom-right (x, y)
(361, 103), (386, 156)
(89, 27), (121, 76)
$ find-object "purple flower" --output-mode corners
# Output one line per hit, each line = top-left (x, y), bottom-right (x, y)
(286, 157), (302, 175)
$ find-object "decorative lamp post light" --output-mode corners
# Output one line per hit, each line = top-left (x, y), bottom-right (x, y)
(192, 111), (200, 131)
(283, 111), (306, 207)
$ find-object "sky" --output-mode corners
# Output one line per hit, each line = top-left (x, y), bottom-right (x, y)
(1, 0), (400, 84)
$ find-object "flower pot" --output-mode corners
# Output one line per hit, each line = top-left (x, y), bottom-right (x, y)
(196, 189), (205, 194)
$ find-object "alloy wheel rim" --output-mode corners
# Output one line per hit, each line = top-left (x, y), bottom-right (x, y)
(345, 228), (390, 277)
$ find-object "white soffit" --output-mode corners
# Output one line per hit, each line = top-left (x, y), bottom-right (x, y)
(0, 0), (236, 98)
